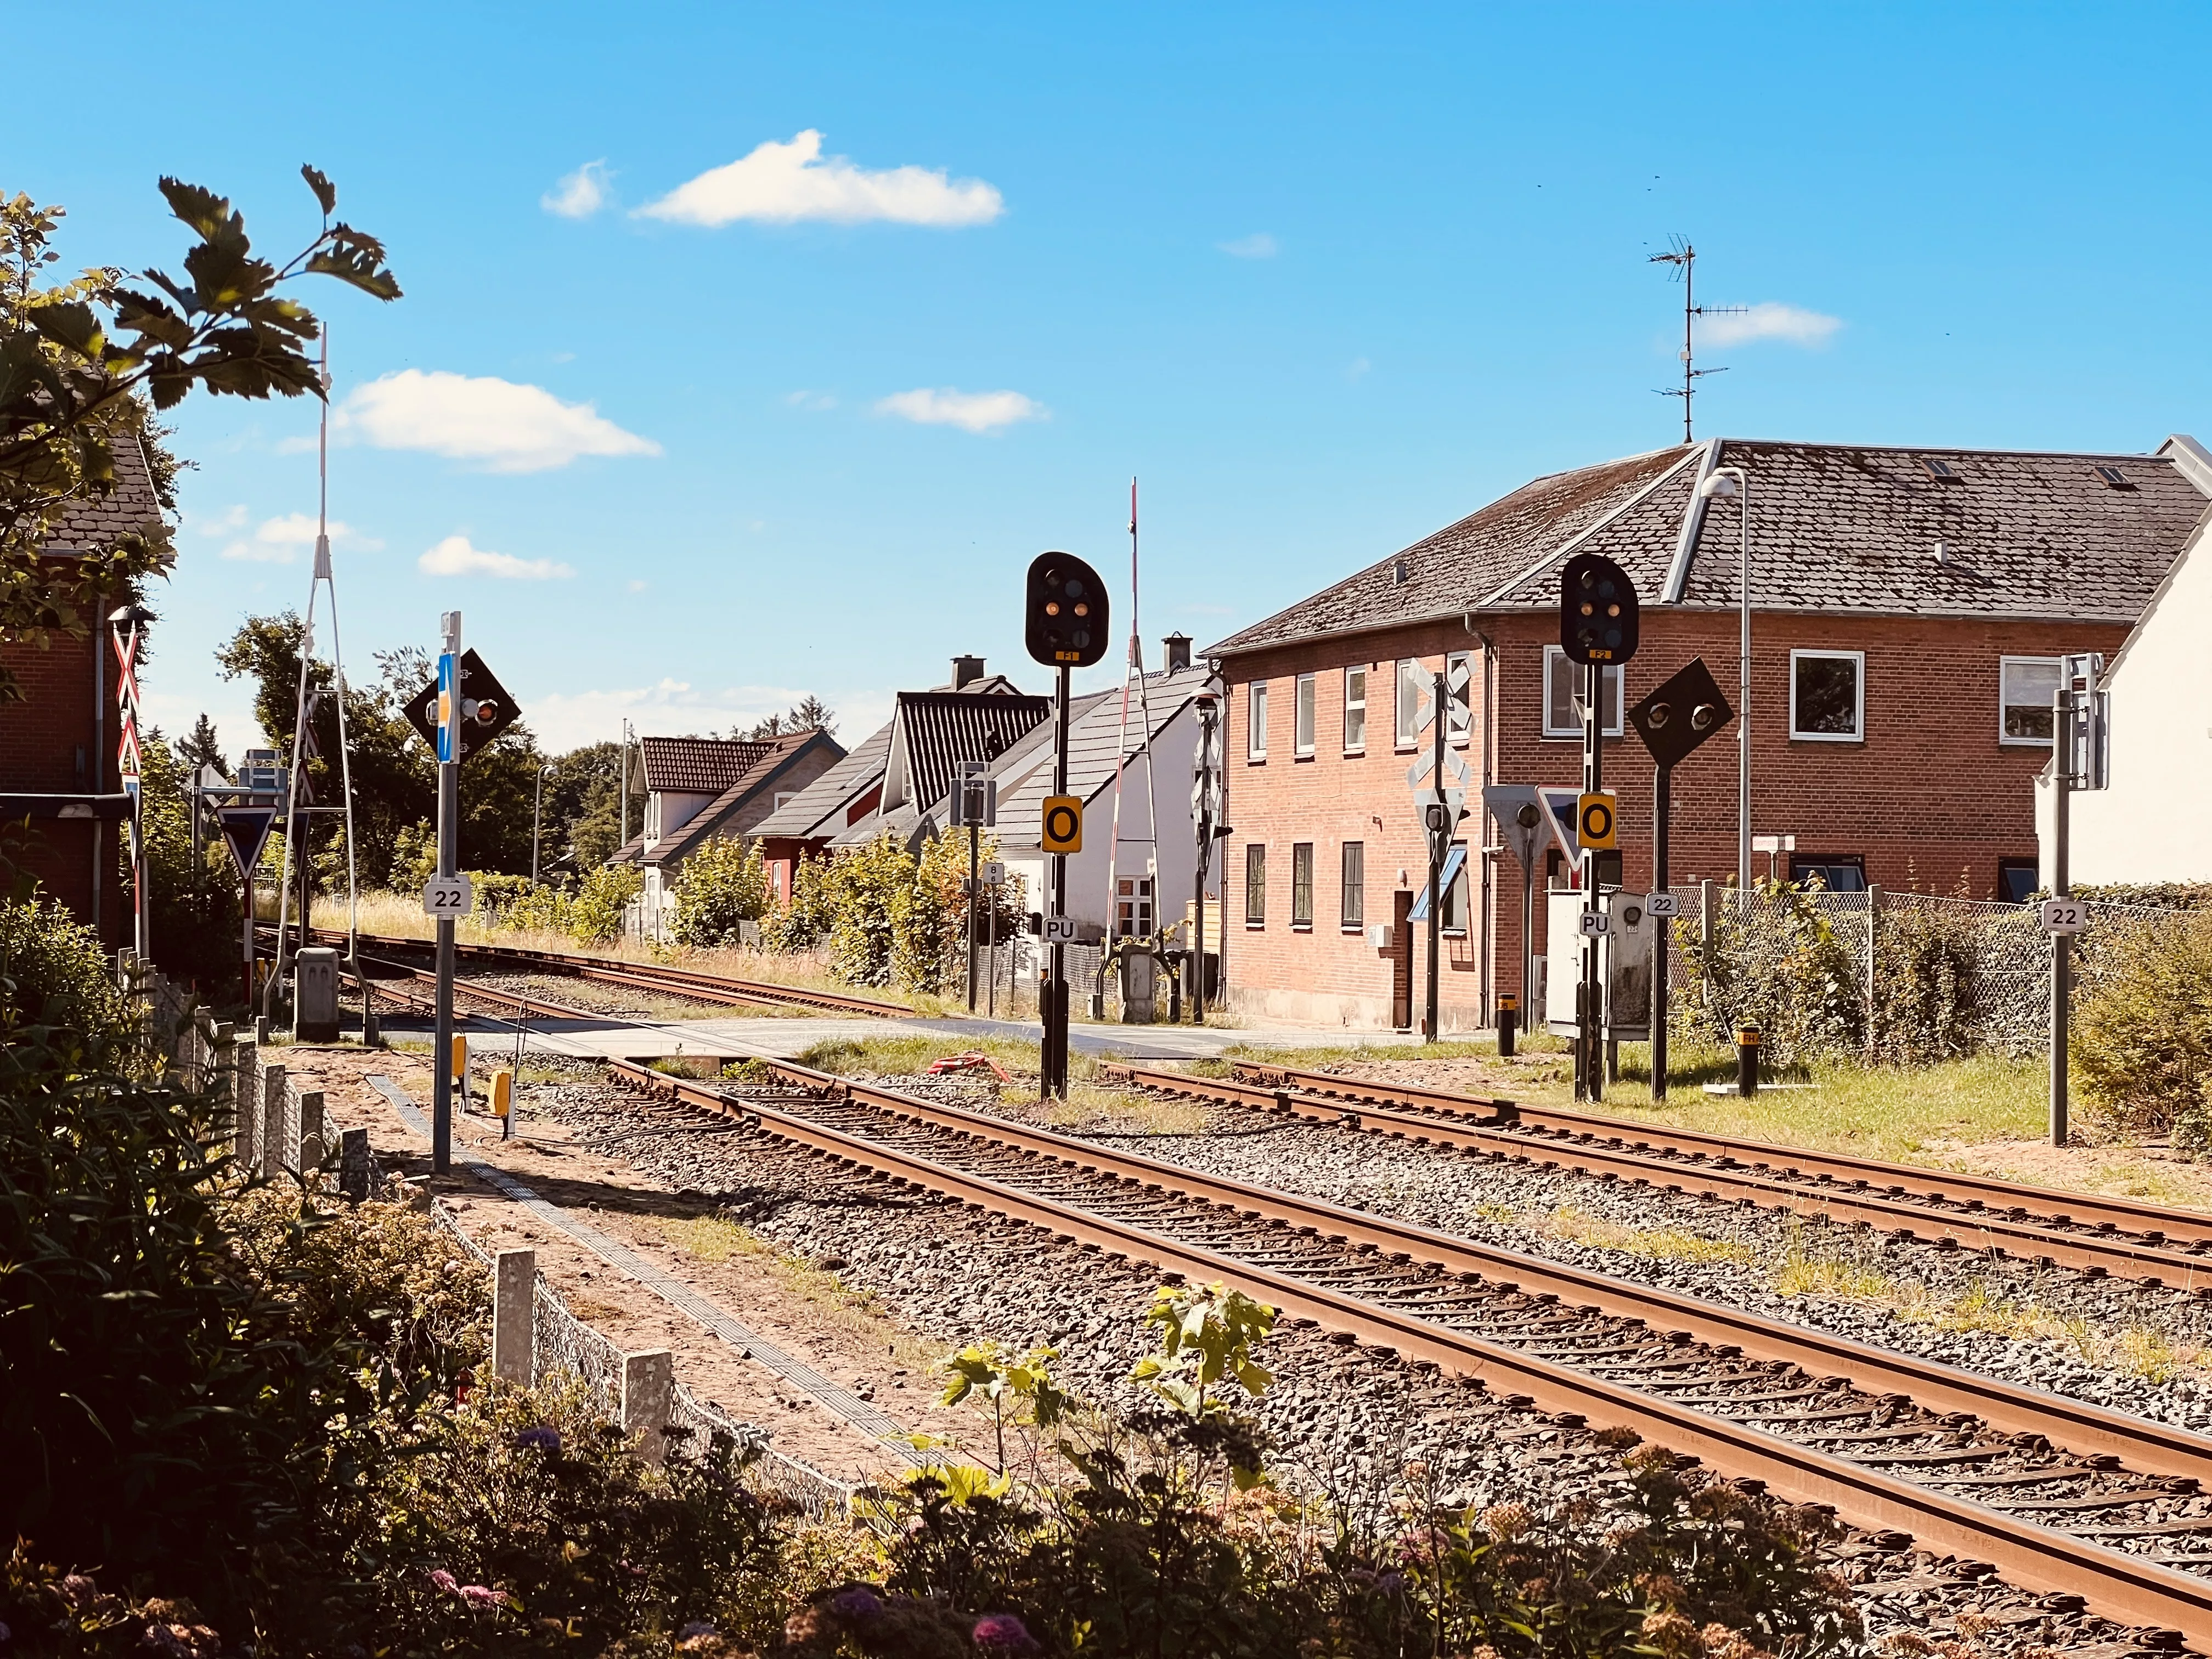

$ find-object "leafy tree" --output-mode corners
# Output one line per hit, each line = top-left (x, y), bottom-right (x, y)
(669, 836), (770, 947)
(737, 695), (836, 741)
(0, 173), (397, 700)
(130, 729), (241, 986)
(823, 833), (913, 986)
(554, 740), (644, 871)
(176, 712), (225, 777)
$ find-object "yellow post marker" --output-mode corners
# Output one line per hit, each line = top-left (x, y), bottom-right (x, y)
(452, 1034), (469, 1103)
(490, 1068), (513, 1118)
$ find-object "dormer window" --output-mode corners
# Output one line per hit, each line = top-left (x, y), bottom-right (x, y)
(2094, 464), (2137, 490)
(1920, 458), (1962, 484)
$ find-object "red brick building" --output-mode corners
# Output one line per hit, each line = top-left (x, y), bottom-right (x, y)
(0, 435), (168, 945)
(1206, 436), (2212, 1031)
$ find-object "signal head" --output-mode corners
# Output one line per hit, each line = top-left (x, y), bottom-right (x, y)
(1558, 552), (1640, 665)
(1025, 551), (1111, 668)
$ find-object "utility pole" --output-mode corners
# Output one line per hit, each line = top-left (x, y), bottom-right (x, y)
(1047, 664), (1071, 1092)
(432, 610), (461, 1175)
(2046, 653), (2106, 1149)
(1579, 659), (1604, 1102)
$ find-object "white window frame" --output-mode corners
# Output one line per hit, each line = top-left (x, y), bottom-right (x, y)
(1395, 658), (1423, 750)
(1541, 646), (1623, 738)
(1342, 665), (1367, 755)
(1294, 673), (1317, 757)
(1446, 650), (1472, 747)
(1790, 648), (1866, 743)
(1247, 680), (1268, 760)
(1999, 655), (2062, 747)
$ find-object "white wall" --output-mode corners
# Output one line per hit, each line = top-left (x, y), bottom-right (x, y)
(2044, 520), (2212, 885)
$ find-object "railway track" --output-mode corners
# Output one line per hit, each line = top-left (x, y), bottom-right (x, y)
(607, 1054), (2212, 1644)
(1093, 1062), (2212, 1292)
(262, 924), (909, 1019)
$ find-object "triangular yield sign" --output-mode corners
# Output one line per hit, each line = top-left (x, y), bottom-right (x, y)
(218, 806), (278, 884)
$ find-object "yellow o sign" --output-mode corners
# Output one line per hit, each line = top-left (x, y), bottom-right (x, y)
(1577, 791), (1618, 850)
(1042, 794), (1084, 854)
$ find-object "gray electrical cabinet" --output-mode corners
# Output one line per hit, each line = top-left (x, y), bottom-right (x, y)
(1542, 890), (1658, 1042)
(295, 946), (341, 1042)
(1119, 946), (1158, 1024)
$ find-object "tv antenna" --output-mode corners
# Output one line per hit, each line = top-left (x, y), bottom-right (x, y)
(1648, 238), (1743, 443)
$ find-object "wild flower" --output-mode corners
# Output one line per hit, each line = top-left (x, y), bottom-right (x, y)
(831, 1589), (885, 1621)
(971, 1613), (1039, 1654)
(458, 1585), (503, 1610)
(426, 1569), (459, 1594)
(60, 1574), (94, 1607)
(676, 1621), (716, 1640)
(515, 1425), (561, 1453)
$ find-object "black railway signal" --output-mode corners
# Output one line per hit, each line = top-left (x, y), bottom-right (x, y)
(1629, 657), (1734, 770)
(1559, 553), (1639, 665)
(1025, 551), (1110, 668)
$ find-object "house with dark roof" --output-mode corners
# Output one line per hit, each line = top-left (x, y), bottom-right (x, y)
(0, 431), (168, 947)
(751, 656), (1036, 900)
(612, 728), (844, 938)
(1207, 435), (2212, 1032)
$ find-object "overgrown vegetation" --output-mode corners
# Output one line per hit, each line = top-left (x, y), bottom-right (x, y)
(672, 836), (774, 948)
(2072, 907), (2212, 1147)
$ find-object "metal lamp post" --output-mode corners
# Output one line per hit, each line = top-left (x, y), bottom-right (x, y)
(1697, 468), (1752, 890)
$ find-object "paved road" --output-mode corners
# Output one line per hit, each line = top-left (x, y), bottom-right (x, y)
(385, 1007), (1421, 1063)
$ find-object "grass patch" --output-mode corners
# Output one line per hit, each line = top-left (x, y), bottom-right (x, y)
(1037, 1084), (1209, 1137)
(1548, 1204), (1753, 1267)
(655, 1213), (940, 1373)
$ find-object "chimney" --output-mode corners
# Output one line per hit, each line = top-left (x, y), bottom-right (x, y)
(951, 654), (985, 690)
(1163, 633), (1192, 673)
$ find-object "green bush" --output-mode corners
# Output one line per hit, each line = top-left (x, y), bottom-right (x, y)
(823, 833), (913, 986)
(1868, 897), (1980, 1064)
(1675, 882), (1860, 1068)
(0, 895), (133, 1052)
(671, 836), (771, 948)
(2073, 907), (2212, 1144)
(569, 862), (643, 944)
(765, 852), (838, 952)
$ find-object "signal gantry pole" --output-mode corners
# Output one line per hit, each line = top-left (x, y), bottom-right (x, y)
(432, 611), (460, 1174)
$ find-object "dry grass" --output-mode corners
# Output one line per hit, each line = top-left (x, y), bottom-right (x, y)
(656, 1213), (939, 1373)
(1547, 1204), (1754, 1267)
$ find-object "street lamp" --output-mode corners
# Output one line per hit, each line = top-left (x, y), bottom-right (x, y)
(1697, 468), (1752, 891)
(532, 763), (556, 884)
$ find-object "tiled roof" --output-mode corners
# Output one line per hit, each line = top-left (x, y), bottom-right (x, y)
(638, 736), (780, 795)
(647, 731), (842, 866)
(42, 432), (167, 557)
(882, 690), (1052, 816)
(1208, 446), (1691, 654)
(1207, 437), (2212, 655)
(751, 673), (1035, 842)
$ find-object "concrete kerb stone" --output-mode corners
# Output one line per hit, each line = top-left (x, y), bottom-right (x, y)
(234, 1042), (258, 1169)
(494, 1249), (537, 1386)
(261, 1064), (287, 1179)
(297, 1089), (326, 1175)
(339, 1128), (372, 1203)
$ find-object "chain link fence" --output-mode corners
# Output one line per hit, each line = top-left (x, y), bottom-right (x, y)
(1654, 883), (2181, 1063)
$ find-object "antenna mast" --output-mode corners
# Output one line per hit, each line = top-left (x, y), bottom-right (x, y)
(1647, 239), (1743, 443)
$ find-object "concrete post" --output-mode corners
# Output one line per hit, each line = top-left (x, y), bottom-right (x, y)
(620, 1349), (675, 1466)
(296, 1090), (326, 1177)
(493, 1250), (537, 1387)
(261, 1065), (287, 1179)
(338, 1127), (371, 1203)
(1864, 884), (1882, 1060)
(233, 1043), (258, 1170)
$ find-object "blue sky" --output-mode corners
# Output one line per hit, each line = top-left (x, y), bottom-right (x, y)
(18, 2), (2212, 755)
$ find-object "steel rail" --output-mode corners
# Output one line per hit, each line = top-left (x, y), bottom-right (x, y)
(1108, 1064), (2212, 1290)
(1234, 1060), (2212, 1256)
(269, 923), (910, 1018)
(606, 1056), (2212, 1642)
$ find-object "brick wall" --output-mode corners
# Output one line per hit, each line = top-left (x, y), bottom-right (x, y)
(0, 629), (114, 940)
(1221, 607), (2130, 1030)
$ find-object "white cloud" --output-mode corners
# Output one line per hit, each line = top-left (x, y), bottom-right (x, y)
(874, 387), (1046, 434)
(341, 370), (661, 473)
(1218, 232), (1277, 259)
(192, 503), (248, 535)
(627, 579), (648, 592)
(418, 534), (573, 580)
(637, 130), (1002, 227)
(543, 160), (612, 218)
(1346, 356), (1370, 381)
(218, 512), (380, 562)
(1698, 302), (1842, 348)
(785, 389), (838, 411)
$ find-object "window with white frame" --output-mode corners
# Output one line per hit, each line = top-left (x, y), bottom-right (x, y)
(1441, 842), (1470, 934)
(1396, 659), (1423, 748)
(1294, 673), (1316, 755)
(2000, 656), (2062, 744)
(1542, 646), (1622, 737)
(1447, 650), (1472, 744)
(1248, 681), (1268, 759)
(1342, 665), (1367, 753)
(1791, 650), (1864, 741)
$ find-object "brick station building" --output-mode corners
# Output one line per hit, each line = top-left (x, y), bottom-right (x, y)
(1205, 435), (2212, 1031)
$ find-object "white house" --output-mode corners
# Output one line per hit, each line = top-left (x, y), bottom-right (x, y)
(2039, 436), (2212, 885)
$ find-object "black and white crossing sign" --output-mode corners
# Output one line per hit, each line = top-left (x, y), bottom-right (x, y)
(217, 806), (278, 884)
